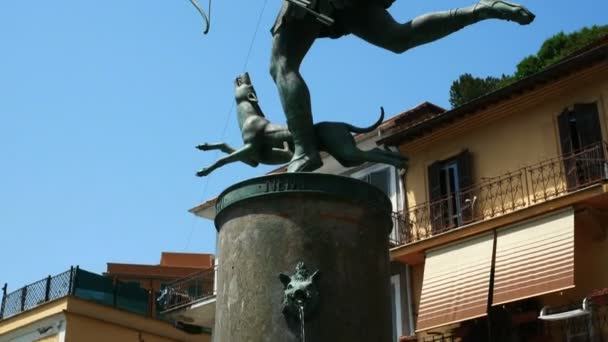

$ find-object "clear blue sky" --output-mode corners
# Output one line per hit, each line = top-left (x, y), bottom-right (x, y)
(0, 0), (605, 290)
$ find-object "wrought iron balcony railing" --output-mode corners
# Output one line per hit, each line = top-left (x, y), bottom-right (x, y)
(158, 266), (216, 312)
(392, 142), (608, 246)
(1, 266), (156, 320)
(1, 268), (75, 320)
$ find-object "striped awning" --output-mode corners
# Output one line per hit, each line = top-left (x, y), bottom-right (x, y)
(493, 208), (575, 305)
(416, 232), (495, 332)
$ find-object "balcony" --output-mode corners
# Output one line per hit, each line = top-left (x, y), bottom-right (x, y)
(159, 266), (216, 328)
(392, 142), (608, 246)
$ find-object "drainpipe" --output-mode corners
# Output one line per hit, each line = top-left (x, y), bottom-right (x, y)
(396, 148), (415, 333)
(387, 144), (415, 334)
(384, 144), (411, 245)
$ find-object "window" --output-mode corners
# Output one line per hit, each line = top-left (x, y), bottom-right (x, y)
(390, 264), (413, 341)
(357, 167), (393, 199)
(439, 160), (462, 226)
(427, 150), (473, 233)
(351, 165), (402, 242)
(391, 274), (402, 341)
(557, 103), (605, 189)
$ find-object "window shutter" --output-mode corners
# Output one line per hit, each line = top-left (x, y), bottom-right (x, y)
(575, 103), (603, 150)
(428, 161), (443, 233)
(574, 102), (604, 184)
(456, 150), (473, 190)
(456, 150), (474, 224)
(558, 108), (577, 189)
(428, 162), (442, 201)
(557, 108), (573, 155)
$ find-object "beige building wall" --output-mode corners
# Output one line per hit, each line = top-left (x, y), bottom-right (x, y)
(65, 314), (182, 342)
(0, 300), (67, 342)
(0, 297), (209, 342)
(401, 64), (608, 214)
(64, 297), (209, 342)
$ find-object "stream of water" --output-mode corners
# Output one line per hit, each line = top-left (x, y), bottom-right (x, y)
(299, 304), (306, 342)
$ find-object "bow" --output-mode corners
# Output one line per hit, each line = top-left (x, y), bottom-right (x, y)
(189, 0), (211, 34)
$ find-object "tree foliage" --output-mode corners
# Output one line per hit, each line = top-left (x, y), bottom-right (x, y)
(449, 74), (502, 108)
(449, 25), (608, 108)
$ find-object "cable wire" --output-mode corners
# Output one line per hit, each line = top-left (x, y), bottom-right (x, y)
(185, 0), (270, 250)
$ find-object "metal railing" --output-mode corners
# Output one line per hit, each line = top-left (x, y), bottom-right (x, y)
(542, 289), (608, 341)
(1, 267), (76, 320)
(528, 143), (607, 203)
(393, 142), (608, 246)
(1, 266), (156, 320)
(159, 266), (216, 312)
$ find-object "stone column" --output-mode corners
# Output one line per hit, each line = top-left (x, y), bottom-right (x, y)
(214, 173), (393, 342)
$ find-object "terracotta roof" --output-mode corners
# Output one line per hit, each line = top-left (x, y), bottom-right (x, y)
(105, 252), (214, 278)
(189, 196), (217, 215)
(378, 102), (446, 133)
(378, 35), (608, 145)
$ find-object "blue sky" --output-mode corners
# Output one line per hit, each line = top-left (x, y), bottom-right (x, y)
(0, 0), (605, 290)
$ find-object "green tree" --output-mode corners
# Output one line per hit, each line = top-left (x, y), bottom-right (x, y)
(514, 25), (608, 79)
(449, 73), (502, 108)
(449, 25), (608, 108)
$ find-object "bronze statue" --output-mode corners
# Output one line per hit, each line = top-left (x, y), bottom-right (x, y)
(195, 73), (407, 177)
(189, 0), (535, 175)
(269, 0), (535, 172)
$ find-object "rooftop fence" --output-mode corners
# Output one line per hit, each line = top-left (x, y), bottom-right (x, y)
(1, 266), (155, 320)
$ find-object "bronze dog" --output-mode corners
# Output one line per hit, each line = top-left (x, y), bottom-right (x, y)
(195, 73), (407, 177)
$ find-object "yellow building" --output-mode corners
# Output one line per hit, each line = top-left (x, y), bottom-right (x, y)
(0, 268), (211, 342)
(380, 36), (608, 340)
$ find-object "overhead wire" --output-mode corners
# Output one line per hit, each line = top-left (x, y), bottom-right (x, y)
(185, 0), (270, 251)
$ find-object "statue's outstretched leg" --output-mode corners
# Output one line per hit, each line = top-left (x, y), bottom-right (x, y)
(270, 13), (323, 172)
(342, 0), (534, 54)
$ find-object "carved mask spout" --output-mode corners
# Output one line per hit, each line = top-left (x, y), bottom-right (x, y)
(279, 262), (320, 323)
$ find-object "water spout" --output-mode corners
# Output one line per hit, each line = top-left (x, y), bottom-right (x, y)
(279, 262), (320, 340)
